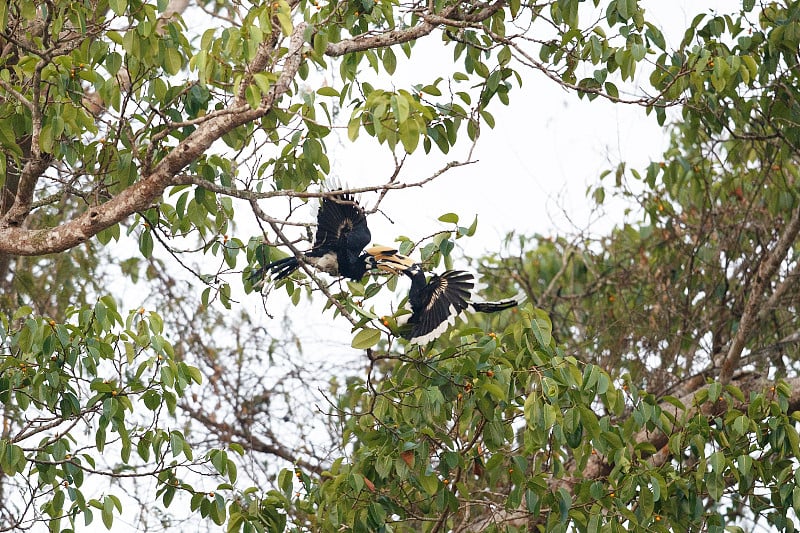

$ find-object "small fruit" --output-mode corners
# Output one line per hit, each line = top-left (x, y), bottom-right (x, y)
(400, 450), (414, 467)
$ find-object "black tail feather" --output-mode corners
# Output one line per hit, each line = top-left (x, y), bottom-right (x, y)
(250, 256), (299, 284)
(471, 299), (519, 313)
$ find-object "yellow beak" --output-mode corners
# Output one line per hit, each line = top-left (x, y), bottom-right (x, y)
(366, 245), (416, 273)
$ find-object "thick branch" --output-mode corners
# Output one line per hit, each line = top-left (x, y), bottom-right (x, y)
(324, 1), (504, 57)
(179, 402), (322, 474)
(719, 203), (800, 384)
(0, 24), (308, 256)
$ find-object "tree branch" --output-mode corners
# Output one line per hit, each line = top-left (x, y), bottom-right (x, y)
(179, 402), (323, 474)
(0, 23), (308, 256)
(719, 203), (800, 384)
(324, 1), (505, 57)
(463, 373), (800, 532)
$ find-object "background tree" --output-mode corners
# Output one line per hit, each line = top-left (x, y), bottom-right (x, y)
(3, 0), (800, 532)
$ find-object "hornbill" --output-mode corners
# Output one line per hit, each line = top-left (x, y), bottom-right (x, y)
(251, 191), (413, 284)
(389, 263), (523, 344)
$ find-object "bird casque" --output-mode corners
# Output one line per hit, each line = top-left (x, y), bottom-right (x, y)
(388, 262), (523, 344)
(251, 190), (413, 284)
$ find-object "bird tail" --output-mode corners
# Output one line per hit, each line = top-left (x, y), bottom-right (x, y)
(471, 290), (526, 313)
(249, 256), (299, 286)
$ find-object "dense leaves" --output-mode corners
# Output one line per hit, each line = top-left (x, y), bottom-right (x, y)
(3, 0), (800, 531)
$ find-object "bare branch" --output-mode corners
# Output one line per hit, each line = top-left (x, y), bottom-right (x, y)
(719, 203), (800, 384)
(180, 158), (477, 201)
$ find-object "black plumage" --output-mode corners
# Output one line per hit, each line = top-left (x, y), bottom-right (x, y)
(251, 191), (371, 283)
(251, 191), (413, 285)
(396, 264), (521, 344)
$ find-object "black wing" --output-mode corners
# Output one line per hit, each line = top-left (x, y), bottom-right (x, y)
(312, 191), (371, 256)
(408, 270), (474, 344)
(249, 256), (300, 284)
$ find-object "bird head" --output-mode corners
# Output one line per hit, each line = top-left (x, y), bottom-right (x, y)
(364, 245), (416, 274)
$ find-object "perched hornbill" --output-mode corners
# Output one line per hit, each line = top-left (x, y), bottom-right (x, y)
(391, 263), (523, 344)
(252, 191), (413, 283)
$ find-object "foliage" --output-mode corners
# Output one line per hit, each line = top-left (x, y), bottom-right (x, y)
(303, 310), (800, 532)
(0, 299), (211, 530)
(3, 0), (800, 531)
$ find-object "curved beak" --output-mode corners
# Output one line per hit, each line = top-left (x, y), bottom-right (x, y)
(366, 245), (416, 274)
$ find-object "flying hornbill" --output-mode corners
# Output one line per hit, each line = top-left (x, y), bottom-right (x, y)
(389, 263), (523, 344)
(251, 190), (413, 284)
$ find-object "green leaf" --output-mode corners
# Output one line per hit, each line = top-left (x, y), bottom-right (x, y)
(170, 430), (185, 458)
(351, 328), (381, 349)
(102, 496), (114, 529)
(793, 486), (800, 515)
(139, 230), (154, 258)
(391, 93), (409, 123)
(421, 84), (441, 96)
(109, 0), (126, 15)
(276, 11), (293, 35)
(482, 381), (506, 401)
(347, 281), (365, 297)
(348, 114), (361, 142)
(12, 306), (33, 321)
(418, 473), (439, 495)
(383, 47), (396, 75)
(707, 473), (724, 501)
(317, 86), (339, 97)
(438, 213), (459, 224)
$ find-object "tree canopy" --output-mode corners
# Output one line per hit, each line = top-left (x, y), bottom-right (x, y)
(3, 0), (800, 532)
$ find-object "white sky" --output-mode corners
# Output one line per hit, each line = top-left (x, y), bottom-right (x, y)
(240, 1), (735, 335)
(294, 1), (733, 260)
(92, 2), (739, 531)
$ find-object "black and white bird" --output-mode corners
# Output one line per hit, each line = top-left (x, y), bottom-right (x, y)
(251, 190), (413, 284)
(391, 263), (523, 344)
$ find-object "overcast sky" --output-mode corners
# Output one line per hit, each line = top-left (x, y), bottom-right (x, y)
(234, 2), (737, 341)
(101, 2), (739, 531)
(269, 1), (733, 263)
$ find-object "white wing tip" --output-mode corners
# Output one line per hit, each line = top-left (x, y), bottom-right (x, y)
(408, 304), (463, 344)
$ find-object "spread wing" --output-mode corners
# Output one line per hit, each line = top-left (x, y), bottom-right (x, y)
(409, 270), (474, 344)
(312, 191), (371, 255)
